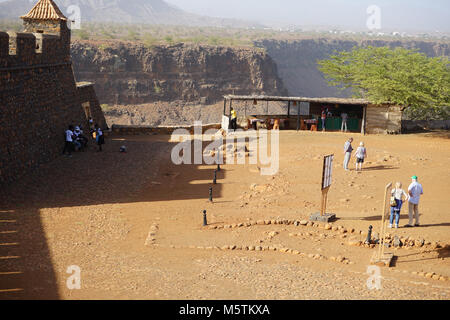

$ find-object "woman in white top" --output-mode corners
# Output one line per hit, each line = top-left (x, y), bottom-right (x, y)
(355, 142), (367, 171)
(389, 182), (409, 228)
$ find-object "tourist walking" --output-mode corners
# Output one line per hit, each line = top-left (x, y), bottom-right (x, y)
(343, 137), (353, 171)
(341, 112), (348, 132)
(389, 182), (409, 229)
(405, 176), (424, 227)
(355, 142), (367, 171)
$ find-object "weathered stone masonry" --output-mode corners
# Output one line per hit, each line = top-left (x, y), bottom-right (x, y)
(0, 1), (106, 186)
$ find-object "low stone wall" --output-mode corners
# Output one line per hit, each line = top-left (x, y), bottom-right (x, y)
(111, 123), (222, 135)
(402, 120), (450, 132)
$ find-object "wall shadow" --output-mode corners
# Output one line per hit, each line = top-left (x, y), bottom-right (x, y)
(0, 208), (59, 299)
(0, 135), (227, 208)
(0, 134), (232, 299)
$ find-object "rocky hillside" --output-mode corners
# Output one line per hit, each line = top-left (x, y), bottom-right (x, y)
(0, 0), (262, 28)
(256, 39), (450, 98)
(71, 41), (287, 105)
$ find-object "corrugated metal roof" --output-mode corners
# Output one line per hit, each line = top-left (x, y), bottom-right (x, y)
(21, 0), (67, 21)
(224, 95), (370, 105)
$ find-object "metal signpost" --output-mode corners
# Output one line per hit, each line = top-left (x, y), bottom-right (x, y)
(310, 154), (336, 223)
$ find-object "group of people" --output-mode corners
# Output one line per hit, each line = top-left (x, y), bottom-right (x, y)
(320, 107), (349, 132)
(342, 137), (424, 229)
(62, 120), (105, 157)
(343, 137), (367, 171)
(389, 177), (424, 228)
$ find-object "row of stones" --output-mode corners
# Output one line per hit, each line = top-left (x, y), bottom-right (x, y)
(207, 219), (444, 250)
(152, 242), (448, 282)
(388, 268), (448, 282)
(153, 243), (353, 265)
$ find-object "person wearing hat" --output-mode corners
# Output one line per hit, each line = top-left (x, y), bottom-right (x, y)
(406, 175), (424, 227)
(355, 142), (367, 171)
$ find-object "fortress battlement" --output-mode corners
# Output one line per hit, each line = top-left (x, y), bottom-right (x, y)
(0, 29), (70, 68)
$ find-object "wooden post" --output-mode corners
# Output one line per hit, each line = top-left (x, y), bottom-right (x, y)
(378, 182), (392, 260)
(223, 99), (227, 116)
(296, 102), (301, 131)
(287, 101), (291, 117)
(361, 105), (367, 135)
(321, 187), (330, 216)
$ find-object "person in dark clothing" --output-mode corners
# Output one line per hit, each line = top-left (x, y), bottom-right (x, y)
(95, 124), (105, 152)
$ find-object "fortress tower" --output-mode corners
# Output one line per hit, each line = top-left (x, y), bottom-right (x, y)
(20, 0), (71, 57)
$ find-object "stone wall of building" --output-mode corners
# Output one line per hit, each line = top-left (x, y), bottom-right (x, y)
(0, 30), (105, 186)
(76, 82), (108, 129)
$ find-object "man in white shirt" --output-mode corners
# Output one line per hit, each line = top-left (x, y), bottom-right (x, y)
(406, 175), (424, 227)
(63, 125), (74, 157)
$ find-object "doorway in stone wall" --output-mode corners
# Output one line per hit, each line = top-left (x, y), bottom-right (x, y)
(82, 102), (91, 119)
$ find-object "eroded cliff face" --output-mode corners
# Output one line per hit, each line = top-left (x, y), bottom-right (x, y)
(71, 41), (287, 105)
(256, 39), (450, 98)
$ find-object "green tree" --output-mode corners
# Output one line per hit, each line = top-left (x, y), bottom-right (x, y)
(317, 46), (450, 117)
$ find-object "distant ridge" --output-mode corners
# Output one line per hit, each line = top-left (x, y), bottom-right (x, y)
(0, 0), (264, 28)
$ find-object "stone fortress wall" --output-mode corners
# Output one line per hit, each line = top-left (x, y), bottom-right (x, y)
(0, 5), (106, 186)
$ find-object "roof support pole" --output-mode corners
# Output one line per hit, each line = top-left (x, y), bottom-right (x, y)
(361, 105), (367, 135)
(287, 101), (291, 117)
(297, 101), (301, 131)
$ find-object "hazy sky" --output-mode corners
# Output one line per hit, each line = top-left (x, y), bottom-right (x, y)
(165, 0), (450, 32)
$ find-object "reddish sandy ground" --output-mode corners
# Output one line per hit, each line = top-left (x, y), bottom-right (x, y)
(0, 130), (449, 300)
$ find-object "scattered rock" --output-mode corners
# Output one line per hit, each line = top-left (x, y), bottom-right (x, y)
(348, 240), (361, 247)
(268, 231), (278, 237)
(299, 220), (308, 226)
(324, 223), (332, 230)
(415, 239), (424, 247)
(393, 236), (402, 247)
(425, 272), (434, 279)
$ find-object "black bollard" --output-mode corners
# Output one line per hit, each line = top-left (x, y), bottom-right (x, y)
(217, 163), (221, 172)
(209, 187), (213, 202)
(365, 225), (373, 244)
(213, 169), (217, 184)
(203, 210), (207, 226)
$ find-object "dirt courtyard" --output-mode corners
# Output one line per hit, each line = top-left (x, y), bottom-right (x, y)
(0, 130), (449, 300)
